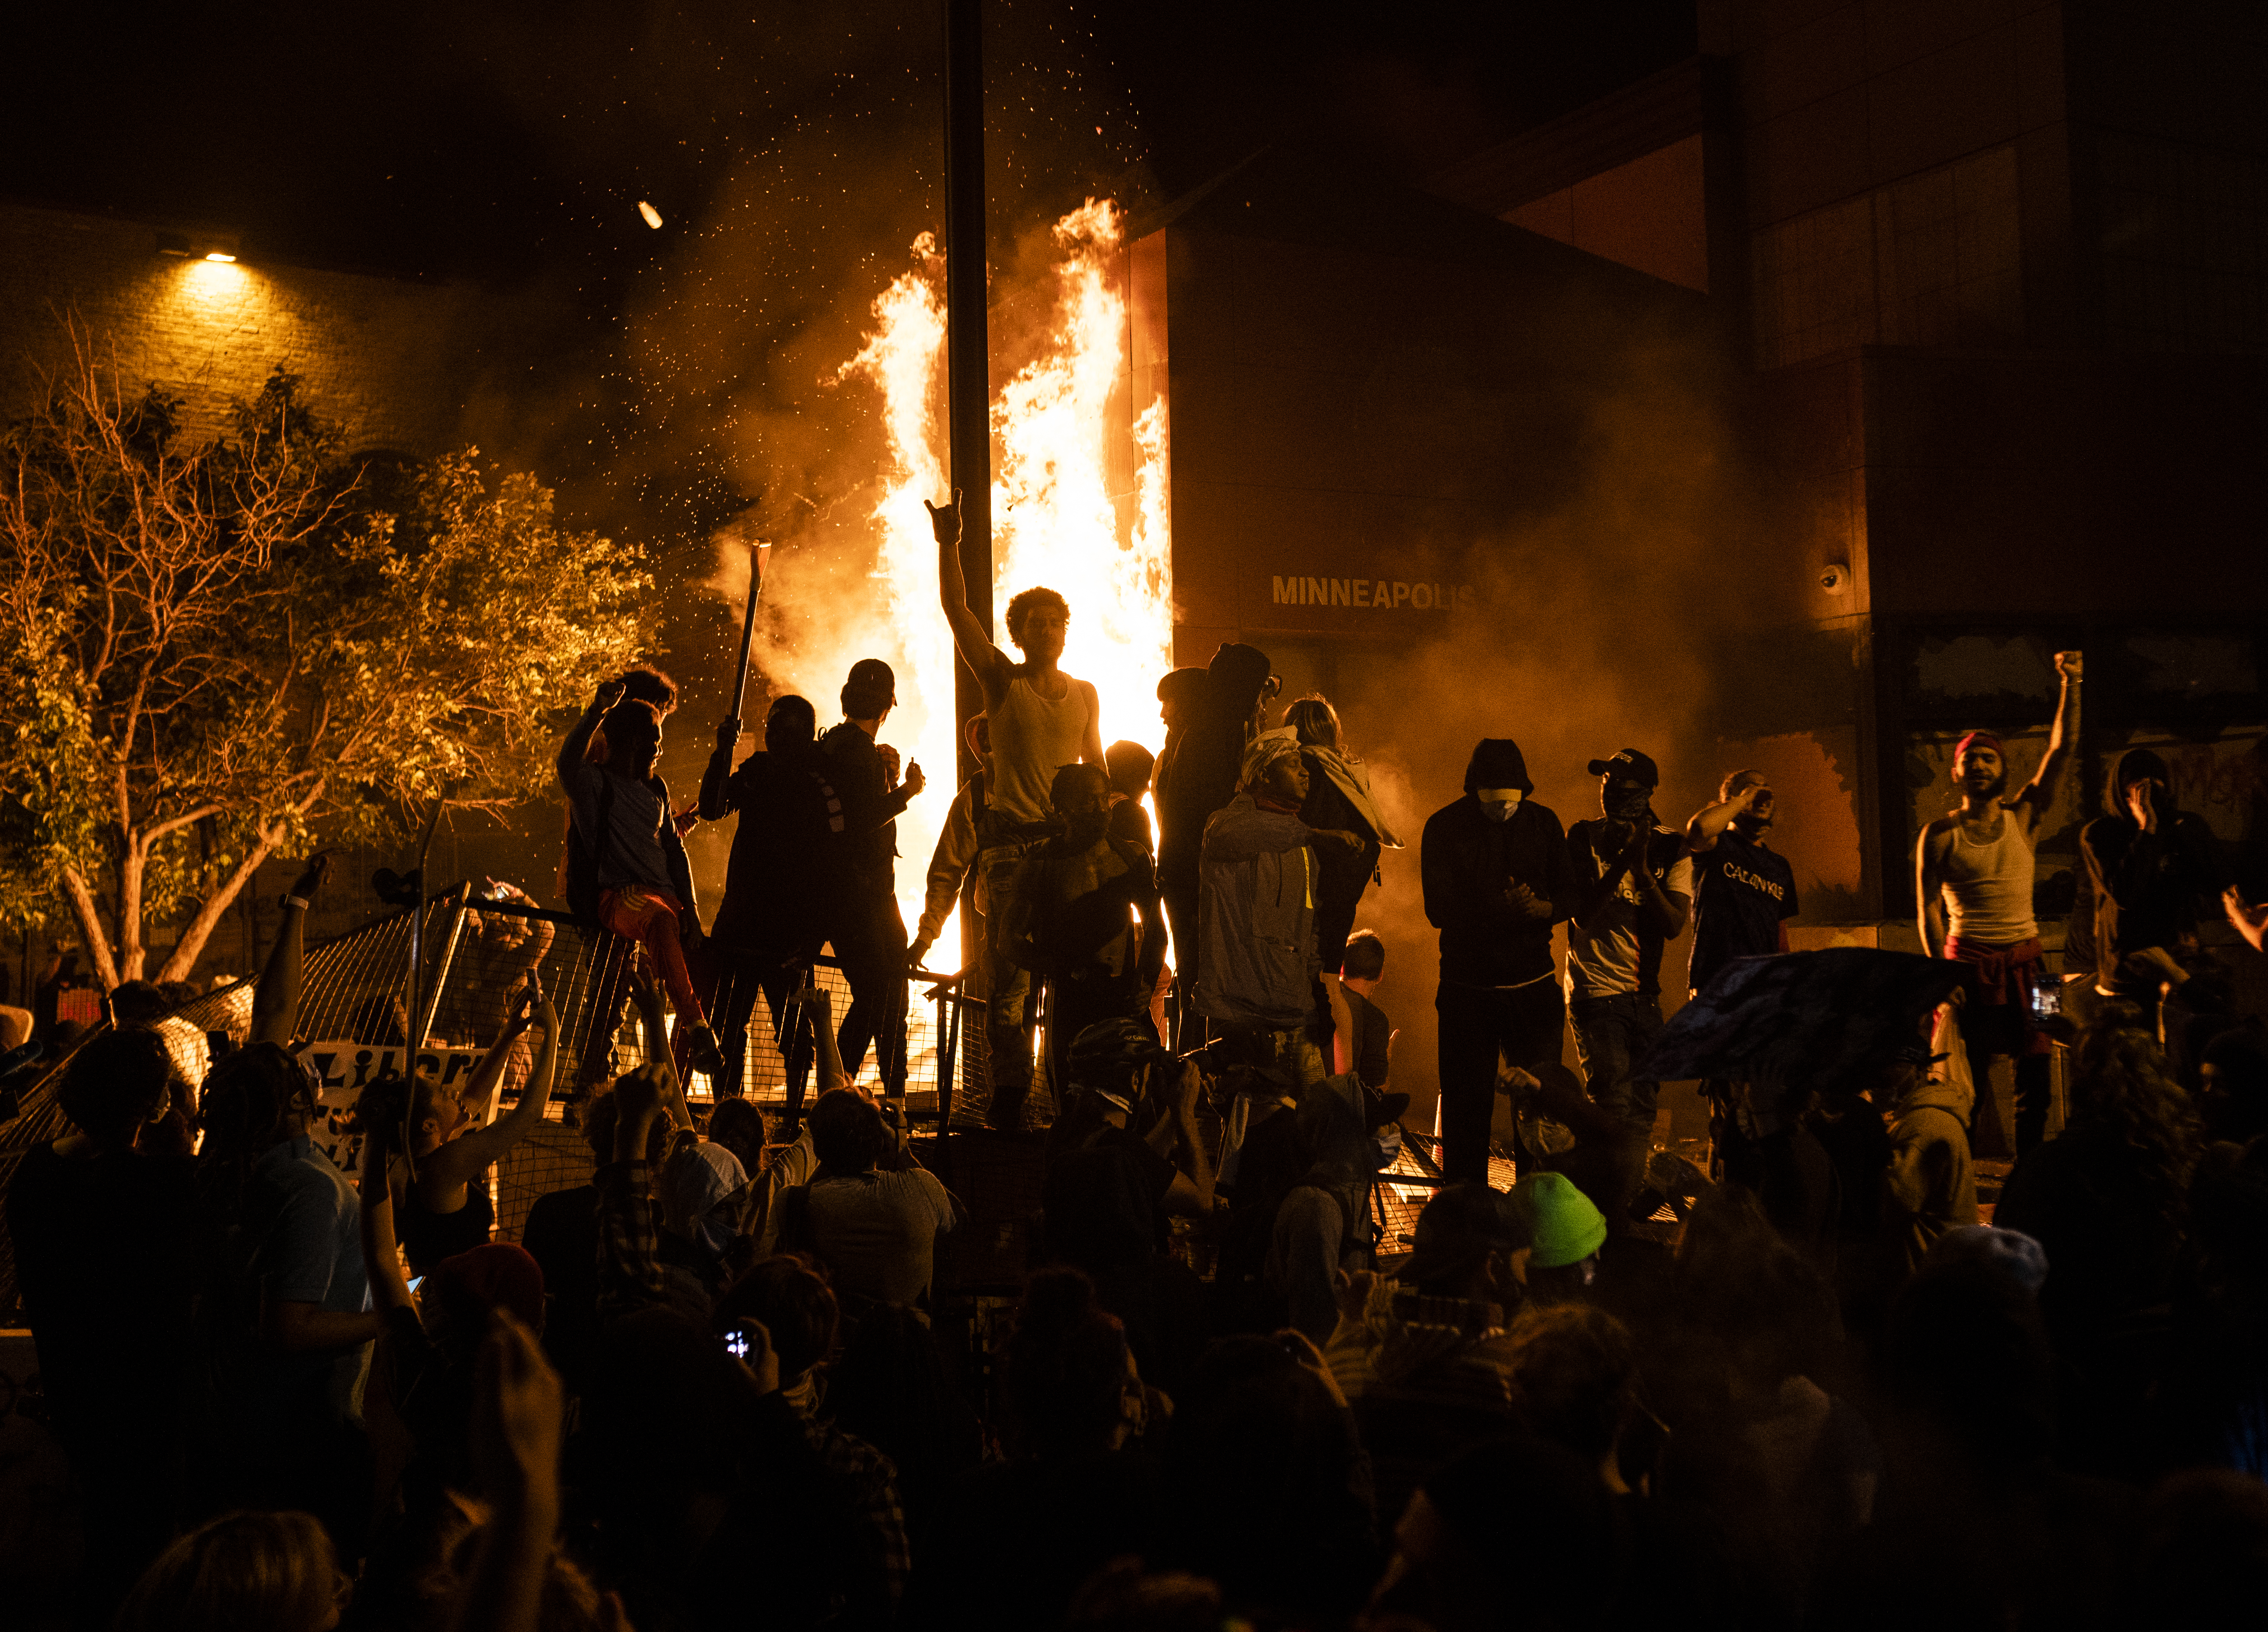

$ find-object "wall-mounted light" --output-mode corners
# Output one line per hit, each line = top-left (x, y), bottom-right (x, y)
(155, 228), (243, 262)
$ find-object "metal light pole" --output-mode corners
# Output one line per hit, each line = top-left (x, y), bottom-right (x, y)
(943, 0), (991, 974)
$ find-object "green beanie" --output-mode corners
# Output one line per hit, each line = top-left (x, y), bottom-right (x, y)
(1510, 1172), (1607, 1269)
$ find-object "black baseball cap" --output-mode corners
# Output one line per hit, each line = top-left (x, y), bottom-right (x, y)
(1397, 1182), (1532, 1290)
(1586, 748), (1659, 788)
(843, 658), (896, 708)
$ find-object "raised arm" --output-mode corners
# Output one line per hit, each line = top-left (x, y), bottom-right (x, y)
(927, 494), (1010, 698)
(434, 984), (561, 1181)
(625, 961), (696, 1130)
(1079, 679), (1106, 768)
(557, 678), (625, 786)
(2016, 651), (2083, 828)
(359, 1107), (419, 1318)
(251, 854), (330, 1047)
(700, 718), (742, 823)
(1325, 972), (1357, 1078)
(1686, 782), (1765, 854)
(1159, 1057), (1216, 1215)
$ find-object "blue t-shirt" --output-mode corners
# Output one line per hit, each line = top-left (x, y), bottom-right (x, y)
(1686, 830), (1799, 995)
(252, 1134), (372, 1420)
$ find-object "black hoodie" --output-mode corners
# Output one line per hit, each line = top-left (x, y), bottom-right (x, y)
(2079, 748), (2222, 994)
(1156, 642), (1274, 897)
(1420, 740), (1575, 986)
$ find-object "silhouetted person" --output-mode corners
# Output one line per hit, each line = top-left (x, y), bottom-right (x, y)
(1148, 665), (1209, 1041)
(700, 692), (850, 1114)
(820, 658), (926, 1096)
(930, 494), (1103, 1127)
(1422, 738), (1574, 1183)
(908, 712), (993, 975)
(2081, 746), (2223, 1013)
(1281, 694), (1400, 976)
(1157, 644), (1276, 1023)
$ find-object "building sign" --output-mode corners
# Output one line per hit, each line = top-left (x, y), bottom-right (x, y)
(1270, 575), (1479, 612)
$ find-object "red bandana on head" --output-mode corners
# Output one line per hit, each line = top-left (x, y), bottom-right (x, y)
(1953, 731), (2004, 769)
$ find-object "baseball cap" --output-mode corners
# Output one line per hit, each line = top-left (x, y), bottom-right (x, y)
(1586, 748), (1659, 788)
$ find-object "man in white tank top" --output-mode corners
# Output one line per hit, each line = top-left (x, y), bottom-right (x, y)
(931, 494), (1107, 1127)
(1916, 650), (2081, 1157)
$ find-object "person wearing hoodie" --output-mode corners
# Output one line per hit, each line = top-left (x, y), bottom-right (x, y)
(1158, 643), (1280, 1013)
(1421, 739), (1577, 1183)
(2080, 745), (2224, 1006)
(1196, 734), (1366, 1080)
(1279, 695), (1402, 975)
(1882, 1044), (1979, 1278)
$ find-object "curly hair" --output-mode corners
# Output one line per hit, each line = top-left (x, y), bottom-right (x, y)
(1004, 586), (1069, 650)
(1284, 695), (1343, 751)
(807, 1087), (890, 1175)
(2070, 1018), (2206, 1229)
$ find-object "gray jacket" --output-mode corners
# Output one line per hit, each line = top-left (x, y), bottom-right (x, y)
(1196, 794), (1319, 1028)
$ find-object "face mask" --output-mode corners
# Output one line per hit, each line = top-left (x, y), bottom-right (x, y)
(1603, 784), (1653, 824)
(1064, 809), (1111, 849)
(1478, 788), (1522, 822)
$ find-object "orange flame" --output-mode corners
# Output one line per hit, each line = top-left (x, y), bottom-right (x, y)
(715, 204), (1171, 940)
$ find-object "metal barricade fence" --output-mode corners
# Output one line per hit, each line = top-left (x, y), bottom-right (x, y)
(0, 883), (994, 1315)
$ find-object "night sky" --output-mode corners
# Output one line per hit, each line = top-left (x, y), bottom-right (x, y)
(7, 2), (1693, 286)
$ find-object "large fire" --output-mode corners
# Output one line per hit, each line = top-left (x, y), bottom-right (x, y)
(719, 200), (1172, 939)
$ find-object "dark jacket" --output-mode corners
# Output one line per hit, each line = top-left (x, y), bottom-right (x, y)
(1156, 643), (1272, 898)
(821, 722), (920, 900)
(2079, 749), (2221, 995)
(1421, 786), (1575, 987)
(706, 746), (850, 957)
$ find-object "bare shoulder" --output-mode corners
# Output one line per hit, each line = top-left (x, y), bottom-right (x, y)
(1918, 815), (1958, 855)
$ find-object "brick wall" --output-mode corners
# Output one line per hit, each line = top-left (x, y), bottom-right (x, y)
(0, 201), (490, 452)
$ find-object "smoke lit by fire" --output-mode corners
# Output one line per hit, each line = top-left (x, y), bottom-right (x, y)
(711, 200), (1172, 934)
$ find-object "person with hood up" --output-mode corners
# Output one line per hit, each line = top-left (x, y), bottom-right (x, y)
(1882, 1043), (1979, 1278)
(1267, 1071), (1389, 1345)
(1195, 734), (1366, 1086)
(1276, 695), (1401, 975)
(1158, 643), (1279, 1010)
(1421, 739), (1577, 1183)
(2081, 745), (2223, 1009)
(1148, 666), (1211, 1040)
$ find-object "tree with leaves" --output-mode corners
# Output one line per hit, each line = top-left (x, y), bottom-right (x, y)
(0, 338), (650, 987)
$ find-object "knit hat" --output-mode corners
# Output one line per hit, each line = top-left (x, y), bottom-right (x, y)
(1508, 1172), (1607, 1269)
(1157, 667), (1208, 707)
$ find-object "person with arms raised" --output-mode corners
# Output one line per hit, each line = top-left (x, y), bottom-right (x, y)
(1917, 651), (2082, 1156)
(930, 491), (1104, 1127)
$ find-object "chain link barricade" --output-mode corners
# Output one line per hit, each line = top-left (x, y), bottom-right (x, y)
(0, 885), (994, 1315)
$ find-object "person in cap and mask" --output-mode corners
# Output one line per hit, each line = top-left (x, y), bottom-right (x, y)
(2081, 741), (2225, 1014)
(1564, 748), (1692, 1209)
(929, 497), (1107, 1127)
(821, 658), (927, 1099)
(1421, 739), (1577, 1184)
(1917, 651), (2082, 1157)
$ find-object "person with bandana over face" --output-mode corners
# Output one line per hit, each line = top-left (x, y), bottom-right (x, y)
(1421, 739), (1577, 1184)
(1563, 749), (1693, 1215)
(1916, 651), (2083, 1158)
(929, 493), (1105, 1129)
(1006, 763), (1169, 1110)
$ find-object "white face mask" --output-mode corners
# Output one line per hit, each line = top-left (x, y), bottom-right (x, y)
(1478, 788), (1523, 822)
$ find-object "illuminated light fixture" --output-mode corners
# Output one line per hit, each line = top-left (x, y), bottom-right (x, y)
(154, 227), (243, 261)
(638, 200), (663, 229)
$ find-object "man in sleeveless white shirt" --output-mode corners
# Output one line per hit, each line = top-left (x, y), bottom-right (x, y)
(930, 494), (1107, 1128)
(1917, 650), (2082, 1157)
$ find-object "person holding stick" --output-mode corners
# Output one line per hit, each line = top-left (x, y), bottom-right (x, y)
(929, 491), (1106, 1130)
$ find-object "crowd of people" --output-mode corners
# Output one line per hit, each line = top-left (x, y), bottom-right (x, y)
(7, 498), (2268, 1632)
